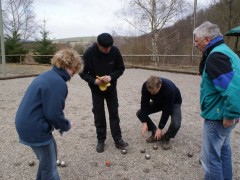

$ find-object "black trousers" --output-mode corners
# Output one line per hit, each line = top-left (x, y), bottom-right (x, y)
(136, 102), (182, 139)
(91, 88), (122, 143)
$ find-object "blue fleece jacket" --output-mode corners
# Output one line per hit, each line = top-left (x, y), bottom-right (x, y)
(15, 66), (71, 146)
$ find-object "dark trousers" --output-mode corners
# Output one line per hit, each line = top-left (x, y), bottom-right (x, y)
(136, 102), (182, 139)
(91, 89), (122, 143)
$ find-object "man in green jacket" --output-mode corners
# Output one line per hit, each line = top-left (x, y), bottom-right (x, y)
(194, 21), (240, 180)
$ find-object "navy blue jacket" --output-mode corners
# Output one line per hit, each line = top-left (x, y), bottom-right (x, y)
(15, 66), (71, 146)
(140, 78), (182, 129)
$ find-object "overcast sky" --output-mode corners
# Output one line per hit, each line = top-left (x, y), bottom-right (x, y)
(33, 0), (127, 39)
(33, 0), (211, 39)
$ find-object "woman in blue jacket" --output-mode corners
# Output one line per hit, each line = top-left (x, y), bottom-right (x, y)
(15, 48), (83, 180)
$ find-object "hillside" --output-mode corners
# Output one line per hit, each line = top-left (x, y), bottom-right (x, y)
(118, 0), (240, 56)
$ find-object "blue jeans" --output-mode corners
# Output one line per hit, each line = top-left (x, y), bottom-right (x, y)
(200, 120), (235, 180)
(31, 139), (60, 180)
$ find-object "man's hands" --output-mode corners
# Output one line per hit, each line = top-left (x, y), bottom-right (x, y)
(95, 76), (111, 91)
(154, 128), (163, 140)
(141, 123), (163, 140)
(223, 118), (238, 128)
(141, 122), (148, 135)
(101, 75), (111, 83)
(95, 75), (111, 85)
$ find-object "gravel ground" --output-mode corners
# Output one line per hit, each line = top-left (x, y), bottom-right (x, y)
(0, 68), (239, 180)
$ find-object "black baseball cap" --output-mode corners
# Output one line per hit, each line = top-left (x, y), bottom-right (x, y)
(97, 33), (113, 47)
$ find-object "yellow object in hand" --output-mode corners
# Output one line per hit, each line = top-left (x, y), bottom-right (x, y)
(96, 76), (111, 91)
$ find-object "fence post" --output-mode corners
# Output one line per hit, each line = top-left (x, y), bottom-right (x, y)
(0, 0), (6, 77)
(20, 55), (22, 64)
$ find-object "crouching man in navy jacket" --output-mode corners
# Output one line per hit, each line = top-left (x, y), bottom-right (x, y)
(136, 76), (182, 150)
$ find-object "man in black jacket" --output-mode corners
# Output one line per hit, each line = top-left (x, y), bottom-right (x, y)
(136, 76), (182, 150)
(80, 33), (128, 153)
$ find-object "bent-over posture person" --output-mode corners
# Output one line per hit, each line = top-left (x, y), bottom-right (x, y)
(136, 76), (182, 150)
(15, 49), (83, 180)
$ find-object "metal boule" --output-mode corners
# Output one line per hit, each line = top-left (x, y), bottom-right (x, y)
(187, 152), (194, 157)
(121, 149), (127, 154)
(140, 148), (146, 153)
(153, 145), (158, 150)
(56, 160), (61, 166)
(28, 160), (35, 166)
(60, 161), (67, 167)
(145, 154), (151, 160)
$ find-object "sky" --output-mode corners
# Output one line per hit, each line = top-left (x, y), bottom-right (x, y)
(33, 0), (211, 40)
(34, 0), (127, 39)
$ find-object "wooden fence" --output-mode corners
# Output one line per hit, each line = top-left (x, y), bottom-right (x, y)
(1, 54), (201, 78)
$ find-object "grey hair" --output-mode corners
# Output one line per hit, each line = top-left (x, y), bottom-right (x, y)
(146, 76), (162, 90)
(193, 21), (223, 40)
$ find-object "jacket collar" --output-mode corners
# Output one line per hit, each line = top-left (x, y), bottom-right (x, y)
(205, 36), (224, 50)
(199, 37), (224, 75)
(52, 66), (71, 82)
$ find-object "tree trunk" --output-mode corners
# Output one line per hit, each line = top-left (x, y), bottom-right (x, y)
(151, 0), (159, 65)
(151, 33), (159, 65)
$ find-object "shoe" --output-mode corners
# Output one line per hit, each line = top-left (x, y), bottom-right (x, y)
(161, 133), (170, 141)
(115, 139), (129, 149)
(146, 134), (161, 143)
(96, 142), (105, 153)
(162, 140), (171, 150)
(146, 135), (156, 143)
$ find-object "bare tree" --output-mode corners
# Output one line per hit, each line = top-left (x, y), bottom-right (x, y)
(3, 0), (38, 40)
(218, 0), (240, 30)
(208, 0), (240, 30)
(118, 0), (188, 63)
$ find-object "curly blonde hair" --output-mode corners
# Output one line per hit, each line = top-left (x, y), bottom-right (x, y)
(51, 48), (83, 73)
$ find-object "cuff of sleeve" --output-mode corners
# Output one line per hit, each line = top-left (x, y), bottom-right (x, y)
(140, 119), (147, 123)
(158, 124), (164, 129)
(64, 120), (71, 132)
(93, 79), (97, 85)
